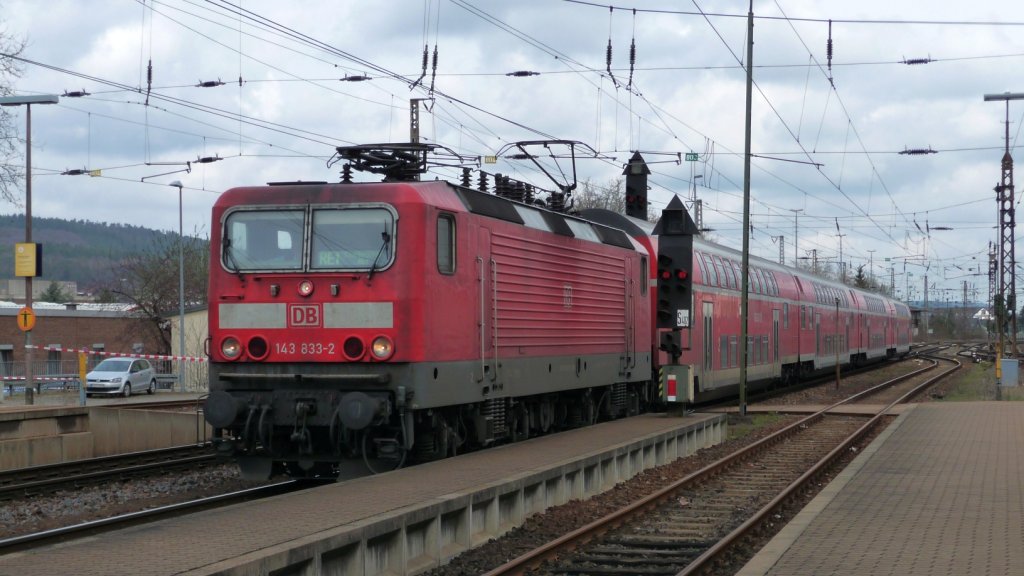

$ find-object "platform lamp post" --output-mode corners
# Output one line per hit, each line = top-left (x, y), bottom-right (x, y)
(169, 180), (185, 393)
(1, 94), (60, 404)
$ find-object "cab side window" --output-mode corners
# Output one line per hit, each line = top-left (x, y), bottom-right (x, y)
(437, 214), (456, 275)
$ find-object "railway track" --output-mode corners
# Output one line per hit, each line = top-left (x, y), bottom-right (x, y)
(482, 355), (961, 576)
(0, 444), (215, 502)
(118, 398), (206, 411)
(0, 481), (298, 554)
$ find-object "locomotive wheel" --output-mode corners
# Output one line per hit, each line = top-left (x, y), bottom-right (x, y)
(538, 399), (554, 433)
(362, 427), (408, 474)
(582, 393), (597, 425)
(415, 420), (450, 461)
(627, 390), (640, 416)
(510, 403), (529, 442)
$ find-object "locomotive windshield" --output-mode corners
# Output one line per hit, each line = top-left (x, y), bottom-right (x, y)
(224, 209), (305, 271)
(222, 206), (395, 272)
(310, 208), (394, 270)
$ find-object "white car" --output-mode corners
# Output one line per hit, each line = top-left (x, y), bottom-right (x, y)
(85, 358), (156, 397)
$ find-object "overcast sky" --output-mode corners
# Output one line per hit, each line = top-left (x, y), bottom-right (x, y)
(3, 0), (1024, 304)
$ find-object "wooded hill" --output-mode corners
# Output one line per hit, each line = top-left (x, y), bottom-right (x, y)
(0, 214), (204, 294)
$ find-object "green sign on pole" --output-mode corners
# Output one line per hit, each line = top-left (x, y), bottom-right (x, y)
(685, 152), (699, 161)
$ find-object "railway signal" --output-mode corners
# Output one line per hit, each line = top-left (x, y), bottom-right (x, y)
(656, 246), (692, 329)
(654, 196), (698, 331)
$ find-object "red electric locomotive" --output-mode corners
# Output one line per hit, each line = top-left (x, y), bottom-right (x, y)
(203, 145), (655, 479)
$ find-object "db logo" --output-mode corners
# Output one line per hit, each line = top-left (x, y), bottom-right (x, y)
(288, 304), (321, 327)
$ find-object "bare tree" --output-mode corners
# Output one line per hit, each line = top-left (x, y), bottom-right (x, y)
(112, 230), (209, 352)
(573, 178), (626, 214)
(0, 23), (27, 204)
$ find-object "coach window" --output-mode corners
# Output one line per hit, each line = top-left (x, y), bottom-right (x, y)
(696, 253), (709, 286)
(437, 213), (456, 275)
(720, 336), (728, 369)
(702, 253), (718, 286)
(751, 268), (764, 294)
(311, 207), (396, 270)
(783, 302), (790, 329)
(721, 258), (736, 289)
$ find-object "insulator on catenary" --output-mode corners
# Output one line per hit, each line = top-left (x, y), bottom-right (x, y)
(606, 39), (618, 87)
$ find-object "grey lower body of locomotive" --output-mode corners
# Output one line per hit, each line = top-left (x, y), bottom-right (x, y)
(204, 351), (653, 478)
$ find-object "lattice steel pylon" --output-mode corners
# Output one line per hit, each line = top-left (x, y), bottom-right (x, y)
(996, 148), (1017, 356)
(984, 92), (1023, 359)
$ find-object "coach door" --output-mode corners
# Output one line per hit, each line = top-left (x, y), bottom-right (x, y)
(476, 228), (497, 385)
(701, 301), (714, 389)
(772, 309), (780, 374)
(815, 312), (822, 357)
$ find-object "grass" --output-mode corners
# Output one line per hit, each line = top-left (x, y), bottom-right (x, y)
(934, 360), (1024, 402)
(728, 412), (787, 441)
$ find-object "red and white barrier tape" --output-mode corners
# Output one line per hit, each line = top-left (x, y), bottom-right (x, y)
(24, 344), (208, 363)
(1, 375), (81, 382)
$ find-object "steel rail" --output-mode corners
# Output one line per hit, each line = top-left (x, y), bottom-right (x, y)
(0, 481), (297, 553)
(677, 354), (962, 575)
(481, 360), (943, 576)
(0, 444), (214, 500)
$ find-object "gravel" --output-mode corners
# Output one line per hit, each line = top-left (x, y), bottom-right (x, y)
(0, 464), (265, 539)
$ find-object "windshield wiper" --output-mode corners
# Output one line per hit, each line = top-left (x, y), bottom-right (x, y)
(223, 238), (245, 279)
(367, 230), (391, 283)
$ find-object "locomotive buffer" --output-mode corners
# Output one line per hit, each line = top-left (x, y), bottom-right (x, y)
(654, 196), (698, 405)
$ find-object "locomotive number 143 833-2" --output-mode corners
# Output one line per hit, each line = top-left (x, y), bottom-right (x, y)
(274, 341), (337, 355)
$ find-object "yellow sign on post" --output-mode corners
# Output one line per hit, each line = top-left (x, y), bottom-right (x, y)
(14, 243), (41, 277)
(79, 352), (88, 406)
(16, 306), (35, 332)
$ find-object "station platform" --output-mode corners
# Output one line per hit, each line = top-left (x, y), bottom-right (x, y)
(739, 401), (1024, 576)
(0, 411), (726, 576)
(0, 389), (204, 411)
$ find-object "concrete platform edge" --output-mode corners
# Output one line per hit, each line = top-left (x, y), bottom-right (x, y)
(185, 413), (728, 576)
(736, 405), (917, 576)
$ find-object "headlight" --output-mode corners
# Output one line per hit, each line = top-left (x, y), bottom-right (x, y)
(297, 279), (314, 297)
(110, 377), (122, 383)
(221, 337), (243, 360)
(371, 336), (394, 360)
